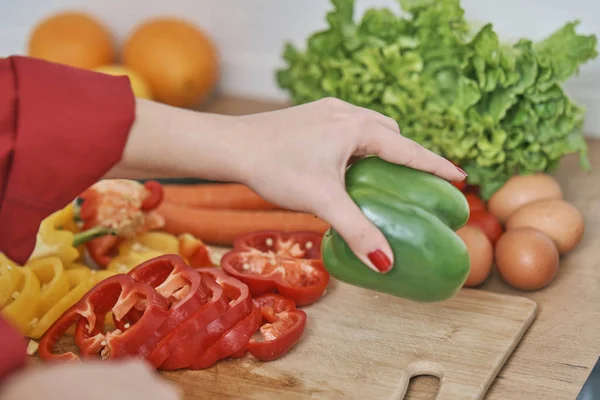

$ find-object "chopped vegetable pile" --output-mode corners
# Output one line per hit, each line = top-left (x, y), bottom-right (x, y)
(0, 179), (326, 369)
(276, 0), (598, 199)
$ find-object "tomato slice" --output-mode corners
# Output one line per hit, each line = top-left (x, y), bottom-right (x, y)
(220, 250), (329, 306)
(233, 230), (323, 260)
(467, 210), (503, 245)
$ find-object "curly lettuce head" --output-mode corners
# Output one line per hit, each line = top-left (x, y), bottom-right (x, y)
(277, 0), (598, 199)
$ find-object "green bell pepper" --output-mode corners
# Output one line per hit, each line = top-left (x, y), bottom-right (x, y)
(321, 157), (471, 302)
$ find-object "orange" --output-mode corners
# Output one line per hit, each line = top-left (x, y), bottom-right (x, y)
(123, 17), (219, 108)
(28, 11), (114, 70)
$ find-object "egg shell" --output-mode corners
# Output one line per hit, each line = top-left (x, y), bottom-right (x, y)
(488, 174), (563, 224)
(495, 228), (559, 291)
(456, 226), (493, 287)
(506, 199), (584, 255)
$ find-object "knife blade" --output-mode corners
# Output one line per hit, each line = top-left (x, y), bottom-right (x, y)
(577, 356), (600, 400)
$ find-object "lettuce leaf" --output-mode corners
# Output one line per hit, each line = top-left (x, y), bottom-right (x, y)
(276, 0), (598, 198)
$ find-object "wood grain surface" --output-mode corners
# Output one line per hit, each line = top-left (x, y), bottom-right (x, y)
(153, 247), (536, 400)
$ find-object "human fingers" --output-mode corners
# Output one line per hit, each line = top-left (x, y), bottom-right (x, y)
(358, 128), (466, 182)
(315, 185), (394, 274)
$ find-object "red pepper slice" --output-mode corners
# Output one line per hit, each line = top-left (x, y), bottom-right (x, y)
(220, 250), (329, 306)
(86, 234), (119, 267)
(245, 293), (307, 361)
(187, 304), (262, 370)
(119, 254), (213, 356)
(141, 180), (164, 211)
(233, 230), (323, 260)
(156, 268), (253, 370)
(40, 274), (169, 362)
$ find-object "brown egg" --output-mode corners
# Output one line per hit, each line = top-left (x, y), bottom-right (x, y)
(457, 226), (493, 287)
(506, 199), (584, 255)
(488, 174), (563, 224)
(495, 228), (559, 291)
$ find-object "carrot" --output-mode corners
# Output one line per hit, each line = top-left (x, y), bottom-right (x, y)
(163, 183), (280, 210)
(155, 201), (330, 245)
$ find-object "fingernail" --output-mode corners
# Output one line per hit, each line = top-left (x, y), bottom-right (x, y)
(368, 250), (392, 273)
(456, 166), (468, 177)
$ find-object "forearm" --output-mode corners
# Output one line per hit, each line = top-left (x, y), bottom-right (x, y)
(105, 99), (246, 183)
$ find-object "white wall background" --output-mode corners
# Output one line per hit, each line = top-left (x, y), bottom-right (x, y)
(1, 0), (599, 135)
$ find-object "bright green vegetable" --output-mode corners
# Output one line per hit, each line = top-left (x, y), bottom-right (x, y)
(321, 157), (470, 302)
(277, 0), (598, 199)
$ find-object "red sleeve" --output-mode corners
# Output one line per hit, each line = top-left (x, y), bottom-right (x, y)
(0, 56), (135, 380)
(0, 56), (135, 263)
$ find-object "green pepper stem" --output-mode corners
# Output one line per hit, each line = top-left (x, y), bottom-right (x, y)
(72, 227), (115, 247)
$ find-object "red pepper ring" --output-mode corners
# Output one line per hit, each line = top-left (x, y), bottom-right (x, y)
(73, 274), (169, 360)
(141, 180), (164, 211)
(245, 293), (307, 362)
(145, 272), (229, 369)
(232, 230), (323, 260)
(157, 268), (253, 370)
(39, 308), (84, 363)
(101, 255), (213, 357)
(39, 274), (169, 362)
(187, 304), (262, 370)
(220, 251), (329, 306)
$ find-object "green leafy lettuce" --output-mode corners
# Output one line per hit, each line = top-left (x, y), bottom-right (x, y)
(276, 0), (598, 199)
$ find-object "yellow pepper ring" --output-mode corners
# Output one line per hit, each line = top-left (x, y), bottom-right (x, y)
(65, 267), (93, 289)
(0, 264), (23, 308)
(27, 269), (117, 339)
(2, 267), (41, 333)
(27, 257), (70, 316)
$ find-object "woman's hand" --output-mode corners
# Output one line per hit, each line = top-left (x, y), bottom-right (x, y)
(110, 97), (465, 273)
(0, 359), (181, 400)
(231, 98), (466, 272)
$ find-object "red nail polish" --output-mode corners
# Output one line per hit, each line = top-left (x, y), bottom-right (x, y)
(456, 166), (468, 177)
(368, 250), (392, 273)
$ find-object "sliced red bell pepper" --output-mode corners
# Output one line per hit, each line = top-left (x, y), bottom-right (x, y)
(220, 250), (329, 306)
(187, 304), (262, 370)
(85, 234), (119, 267)
(233, 230), (323, 260)
(156, 268), (254, 370)
(141, 180), (164, 211)
(39, 274), (169, 362)
(76, 180), (166, 267)
(245, 293), (307, 361)
(119, 254), (213, 356)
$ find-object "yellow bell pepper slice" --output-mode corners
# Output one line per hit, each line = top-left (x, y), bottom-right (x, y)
(28, 204), (81, 265)
(0, 263), (23, 308)
(27, 269), (117, 339)
(108, 250), (165, 273)
(27, 257), (70, 316)
(27, 203), (110, 265)
(119, 231), (179, 255)
(65, 267), (93, 288)
(2, 267), (41, 333)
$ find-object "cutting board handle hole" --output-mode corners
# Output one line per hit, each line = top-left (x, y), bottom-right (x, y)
(395, 361), (444, 400)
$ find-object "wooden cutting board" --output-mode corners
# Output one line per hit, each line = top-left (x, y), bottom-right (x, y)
(161, 247), (537, 400)
(32, 247), (537, 400)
